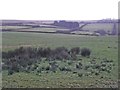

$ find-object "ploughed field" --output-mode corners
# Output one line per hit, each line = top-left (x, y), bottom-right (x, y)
(2, 32), (118, 88)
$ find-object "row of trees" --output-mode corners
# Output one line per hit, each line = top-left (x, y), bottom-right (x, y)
(2, 47), (91, 60)
(2, 46), (91, 75)
(54, 21), (79, 29)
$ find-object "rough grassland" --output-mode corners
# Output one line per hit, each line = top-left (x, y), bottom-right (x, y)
(2, 32), (118, 88)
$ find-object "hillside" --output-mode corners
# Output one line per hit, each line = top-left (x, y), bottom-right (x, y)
(1, 19), (119, 36)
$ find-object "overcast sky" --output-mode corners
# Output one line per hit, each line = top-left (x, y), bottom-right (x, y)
(0, 0), (119, 20)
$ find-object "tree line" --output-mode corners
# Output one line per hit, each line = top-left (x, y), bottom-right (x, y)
(2, 46), (91, 75)
(53, 20), (79, 29)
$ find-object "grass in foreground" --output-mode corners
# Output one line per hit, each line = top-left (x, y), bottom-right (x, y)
(2, 32), (118, 88)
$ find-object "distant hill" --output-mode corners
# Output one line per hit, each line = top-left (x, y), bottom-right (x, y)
(1, 19), (119, 35)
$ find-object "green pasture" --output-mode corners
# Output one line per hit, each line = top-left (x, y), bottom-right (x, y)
(2, 32), (118, 88)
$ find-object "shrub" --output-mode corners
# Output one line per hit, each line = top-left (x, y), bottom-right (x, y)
(53, 47), (70, 60)
(70, 47), (80, 54)
(6, 51), (15, 59)
(55, 47), (68, 53)
(58, 51), (71, 60)
(42, 47), (51, 57)
(47, 47), (71, 60)
(81, 48), (91, 57)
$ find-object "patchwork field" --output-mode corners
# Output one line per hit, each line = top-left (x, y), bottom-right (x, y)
(2, 32), (118, 88)
(0, 26), (30, 30)
(1, 26), (58, 33)
(82, 23), (115, 32)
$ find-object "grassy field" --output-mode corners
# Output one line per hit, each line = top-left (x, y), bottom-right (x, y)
(82, 23), (118, 32)
(1, 26), (61, 33)
(2, 32), (118, 88)
(17, 27), (58, 32)
(0, 26), (30, 30)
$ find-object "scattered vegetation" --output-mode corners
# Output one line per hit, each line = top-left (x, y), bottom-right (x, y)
(2, 46), (115, 80)
(2, 46), (91, 75)
(2, 32), (118, 88)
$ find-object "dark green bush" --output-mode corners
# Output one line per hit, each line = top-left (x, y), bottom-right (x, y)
(81, 48), (91, 57)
